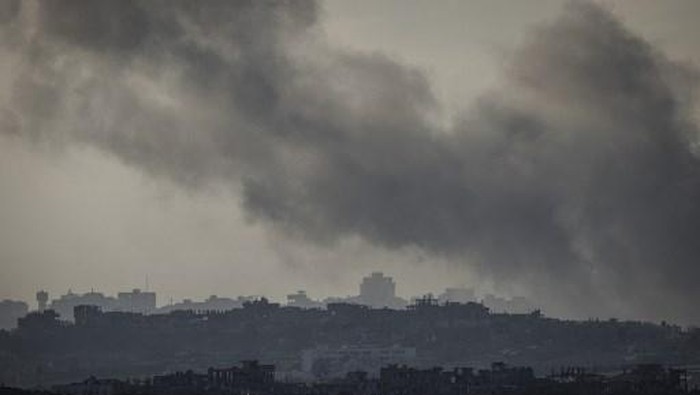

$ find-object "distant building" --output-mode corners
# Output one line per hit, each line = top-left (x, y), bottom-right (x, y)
(409, 293), (440, 308)
(207, 361), (275, 389)
(198, 295), (248, 312)
(117, 289), (156, 314)
(0, 299), (28, 330)
(49, 290), (117, 321)
(357, 272), (406, 309)
(157, 295), (252, 314)
(36, 290), (49, 312)
(302, 345), (416, 378)
(47, 288), (160, 321)
(287, 290), (323, 309)
(360, 272), (394, 306)
(73, 305), (102, 327)
(17, 309), (62, 331)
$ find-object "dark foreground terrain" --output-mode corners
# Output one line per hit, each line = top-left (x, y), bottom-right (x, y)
(2, 299), (699, 388)
(2, 360), (699, 395)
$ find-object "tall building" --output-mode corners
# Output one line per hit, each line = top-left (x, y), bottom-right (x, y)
(358, 272), (405, 309)
(286, 290), (323, 309)
(36, 290), (49, 312)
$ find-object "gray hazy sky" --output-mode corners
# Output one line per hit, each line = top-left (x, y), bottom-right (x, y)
(1, 0), (699, 323)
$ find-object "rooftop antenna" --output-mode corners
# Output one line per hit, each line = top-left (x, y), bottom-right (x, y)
(145, 275), (150, 292)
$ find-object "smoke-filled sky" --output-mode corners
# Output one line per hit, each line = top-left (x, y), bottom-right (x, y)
(1, 0), (700, 324)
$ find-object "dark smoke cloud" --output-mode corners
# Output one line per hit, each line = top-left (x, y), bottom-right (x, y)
(1, 1), (699, 322)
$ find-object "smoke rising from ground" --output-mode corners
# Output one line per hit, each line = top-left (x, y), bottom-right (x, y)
(1, 1), (699, 322)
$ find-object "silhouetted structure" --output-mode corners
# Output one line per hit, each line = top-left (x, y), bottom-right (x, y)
(36, 291), (48, 313)
(0, 299), (28, 330)
(16, 309), (62, 332)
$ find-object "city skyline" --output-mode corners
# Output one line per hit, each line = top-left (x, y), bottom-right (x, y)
(1, 271), (537, 326)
